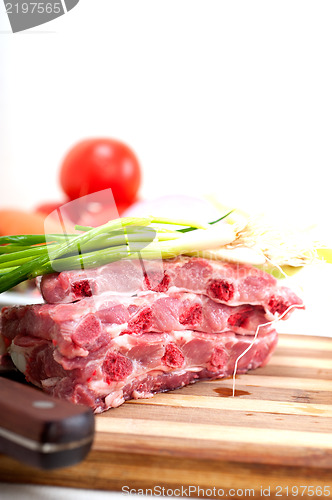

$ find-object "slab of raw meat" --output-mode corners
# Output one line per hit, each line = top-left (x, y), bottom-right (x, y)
(0, 292), (275, 361)
(39, 257), (303, 318)
(5, 327), (278, 413)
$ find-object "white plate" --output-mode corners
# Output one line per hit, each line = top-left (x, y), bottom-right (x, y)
(0, 291), (43, 307)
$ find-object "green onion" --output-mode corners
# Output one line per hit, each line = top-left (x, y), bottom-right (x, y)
(0, 213), (235, 294)
(149, 216), (209, 229)
(0, 245), (52, 265)
(0, 234), (78, 246)
(0, 267), (19, 275)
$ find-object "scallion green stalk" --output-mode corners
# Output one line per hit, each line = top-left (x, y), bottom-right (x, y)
(0, 213), (234, 293)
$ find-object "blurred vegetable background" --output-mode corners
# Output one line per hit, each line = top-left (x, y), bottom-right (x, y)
(0, 137), (143, 235)
(1, 2), (332, 239)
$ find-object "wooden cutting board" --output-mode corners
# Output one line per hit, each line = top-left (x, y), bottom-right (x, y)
(1, 333), (332, 498)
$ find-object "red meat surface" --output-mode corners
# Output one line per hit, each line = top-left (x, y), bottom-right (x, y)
(0, 257), (303, 413)
(0, 292), (283, 361)
(4, 327), (278, 413)
(39, 257), (303, 319)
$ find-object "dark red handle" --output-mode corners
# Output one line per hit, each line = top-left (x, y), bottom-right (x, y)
(0, 377), (95, 469)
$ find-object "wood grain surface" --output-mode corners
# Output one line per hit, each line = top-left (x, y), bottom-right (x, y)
(0, 333), (331, 498)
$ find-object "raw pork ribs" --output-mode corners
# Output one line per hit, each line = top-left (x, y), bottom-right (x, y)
(0, 257), (303, 412)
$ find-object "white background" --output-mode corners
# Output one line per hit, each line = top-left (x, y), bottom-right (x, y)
(0, 2), (331, 336)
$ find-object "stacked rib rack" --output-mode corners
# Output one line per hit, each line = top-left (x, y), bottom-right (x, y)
(0, 257), (303, 413)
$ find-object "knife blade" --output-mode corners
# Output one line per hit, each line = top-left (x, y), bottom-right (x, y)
(0, 376), (95, 470)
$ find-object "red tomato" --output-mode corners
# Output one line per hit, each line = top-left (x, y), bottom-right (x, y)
(34, 201), (65, 217)
(59, 138), (142, 204)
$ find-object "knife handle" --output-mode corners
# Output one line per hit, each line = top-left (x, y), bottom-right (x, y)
(0, 377), (95, 470)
